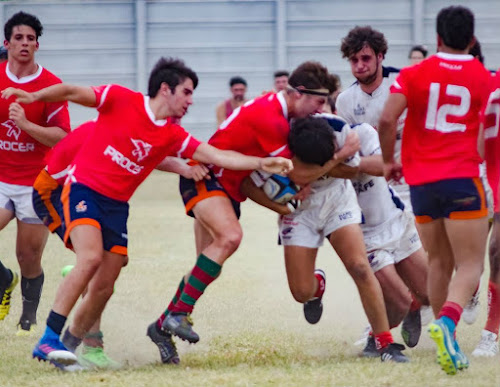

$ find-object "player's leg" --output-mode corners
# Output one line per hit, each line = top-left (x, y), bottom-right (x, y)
(163, 195), (241, 343)
(15, 221), (48, 334)
(329, 224), (408, 362)
(473, 213), (500, 357)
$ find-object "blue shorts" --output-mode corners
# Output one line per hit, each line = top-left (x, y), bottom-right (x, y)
(410, 177), (488, 224)
(32, 169), (65, 240)
(61, 182), (129, 255)
(179, 172), (240, 219)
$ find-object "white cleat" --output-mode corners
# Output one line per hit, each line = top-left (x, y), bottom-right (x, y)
(420, 305), (434, 326)
(47, 350), (78, 366)
(463, 290), (480, 325)
(472, 330), (499, 357)
(354, 325), (371, 346)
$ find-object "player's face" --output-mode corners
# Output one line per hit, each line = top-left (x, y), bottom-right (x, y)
(274, 76), (288, 92)
(409, 50), (425, 65)
(5, 25), (38, 64)
(294, 93), (327, 118)
(169, 78), (194, 118)
(348, 45), (382, 86)
(230, 84), (246, 102)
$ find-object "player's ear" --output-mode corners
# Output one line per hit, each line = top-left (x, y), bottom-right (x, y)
(161, 82), (171, 96)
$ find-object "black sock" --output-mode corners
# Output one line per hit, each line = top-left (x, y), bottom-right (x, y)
(62, 328), (82, 352)
(0, 260), (13, 289)
(20, 272), (44, 323)
(46, 310), (67, 335)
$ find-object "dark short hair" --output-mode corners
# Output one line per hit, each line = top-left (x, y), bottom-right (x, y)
(436, 6), (474, 50)
(469, 39), (484, 64)
(409, 45), (428, 59)
(229, 76), (247, 87)
(148, 57), (198, 97)
(341, 26), (388, 59)
(4, 11), (43, 42)
(289, 117), (335, 166)
(288, 61), (333, 93)
(274, 70), (289, 78)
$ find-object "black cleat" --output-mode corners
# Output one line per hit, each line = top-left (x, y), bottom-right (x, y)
(401, 309), (422, 348)
(147, 322), (180, 364)
(380, 343), (410, 363)
(362, 336), (380, 358)
(303, 269), (325, 324)
(162, 313), (200, 343)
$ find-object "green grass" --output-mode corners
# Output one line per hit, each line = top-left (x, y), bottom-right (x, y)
(1, 172), (500, 386)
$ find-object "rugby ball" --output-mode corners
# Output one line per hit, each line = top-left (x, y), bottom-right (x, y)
(262, 174), (298, 204)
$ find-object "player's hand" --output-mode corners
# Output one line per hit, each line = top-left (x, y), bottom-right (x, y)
(383, 161), (403, 182)
(336, 131), (360, 161)
(8, 102), (29, 129)
(1, 88), (35, 104)
(294, 184), (311, 201)
(185, 163), (210, 182)
(260, 157), (293, 175)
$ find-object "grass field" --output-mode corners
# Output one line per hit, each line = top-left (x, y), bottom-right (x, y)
(1, 172), (500, 386)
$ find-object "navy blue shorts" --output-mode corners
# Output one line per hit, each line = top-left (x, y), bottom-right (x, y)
(32, 169), (65, 240)
(410, 177), (488, 224)
(179, 172), (240, 219)
(61, 182), (129, 255)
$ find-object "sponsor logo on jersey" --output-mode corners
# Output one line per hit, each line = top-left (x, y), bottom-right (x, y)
(0, 120), (35, 152)
(439, 62), (462, 71)
(353, 179), (375, 193)
(75, 200), (87, 213)
(131, 138), (152, 161)
(354, 103), (365, 116)
(103, 145), (144, 175)
(3, 120), (21, 140)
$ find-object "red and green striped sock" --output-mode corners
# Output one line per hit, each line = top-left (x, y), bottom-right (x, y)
(170, 254), (221, 314)
(158, 277), (186, 328)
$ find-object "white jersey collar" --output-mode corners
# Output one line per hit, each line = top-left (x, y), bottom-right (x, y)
(276, 91), (288, 120)
(6, 63), (43, 84)
(436, 52), (473, 61)
(144, 95), (167, 126)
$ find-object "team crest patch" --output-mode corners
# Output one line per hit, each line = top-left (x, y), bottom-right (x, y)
(75, 200), (87, 213)
(2, 120), (21, 140)
(131, 138), (152, 161)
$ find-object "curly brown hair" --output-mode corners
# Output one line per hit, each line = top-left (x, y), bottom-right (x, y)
(341, 26), (388, 59)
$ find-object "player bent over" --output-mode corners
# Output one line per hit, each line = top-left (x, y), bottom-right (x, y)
(248, 115), (409, 362)
(351, 123), (429, 355)
(2, 57), (292, 370)
(379, 6), (491, 375)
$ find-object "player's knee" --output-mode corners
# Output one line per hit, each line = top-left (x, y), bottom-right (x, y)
(216, 228), (242, 254)
(290, 286), (313, 303)
(345, 260), (372, 282)
(489, 242), (500, 276)
(15, 247), (42, 267)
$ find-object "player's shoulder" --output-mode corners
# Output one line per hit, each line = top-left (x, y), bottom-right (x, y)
(38, 65), (64, 84)
(382, 66), (400, 79)
(352, 122), (377, 136)
(316, 113), (349, 132)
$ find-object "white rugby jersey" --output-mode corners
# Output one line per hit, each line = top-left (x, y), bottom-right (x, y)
(336, 66), (410, 204)
(351, 123), (405, 229)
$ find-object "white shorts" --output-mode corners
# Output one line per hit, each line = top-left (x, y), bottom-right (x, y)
(389, 180), (412, 213)
(0, 181), (42, 224)
(278, 180), (361, 248)
(363, 211), (422, 273)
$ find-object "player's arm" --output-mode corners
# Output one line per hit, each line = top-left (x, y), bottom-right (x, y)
(192, 142), (293, 175)
(2, 84), (97, 107)
(7, 102), (66, 146)
(378, 93), (407, 181)
(359, 154), (383, 176)
(240, 176), (293, 215)
(155, 157), (210, 181)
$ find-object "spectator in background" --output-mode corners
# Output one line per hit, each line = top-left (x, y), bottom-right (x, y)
(215, 76), (247, 126)
(408, 45), (428, 65)
(273, 70), (289, 92)
(0, 46), (7, 62)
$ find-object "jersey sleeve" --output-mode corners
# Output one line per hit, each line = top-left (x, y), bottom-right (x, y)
(91, 84), (114, 111)
(355, 123), (381, 156)
(171, 124), (202, 159)
(335, 92), (355, 124)
(255, 118), (292, 158)
(390, 67), (411, 97)
(45, 101), (70, 132)
(334, 122), (360, 168)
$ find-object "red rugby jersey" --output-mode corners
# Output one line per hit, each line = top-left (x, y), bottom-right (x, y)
(209, 92), (292, 202)
(0, 62), (70, 185)
(390, 53), (491, 185)
(69, 85), (200, 202)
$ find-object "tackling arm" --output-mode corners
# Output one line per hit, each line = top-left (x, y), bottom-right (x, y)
(2, 83), (97, 107)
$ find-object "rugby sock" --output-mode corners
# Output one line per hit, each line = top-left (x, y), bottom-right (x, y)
(20, 271), (44, 323)
(374, 331), (394, 350)
(158, 277), (186, 327)
(313, 272), (325, 298)
(485, 281), (500, 336)
(83, 330), (104, 348)
(438, 301), (462, 333)
(409, 294), (422, 312)
(62, 328), (82, 352)
(46, 310), (67, 336)
(170, 254), (221, 314)
(0, 261), (13, 288)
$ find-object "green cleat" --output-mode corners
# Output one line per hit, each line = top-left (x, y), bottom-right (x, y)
(0, 272), (19, 321)
(78, 345), (120, 370)
(428, 319), (460, 375)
